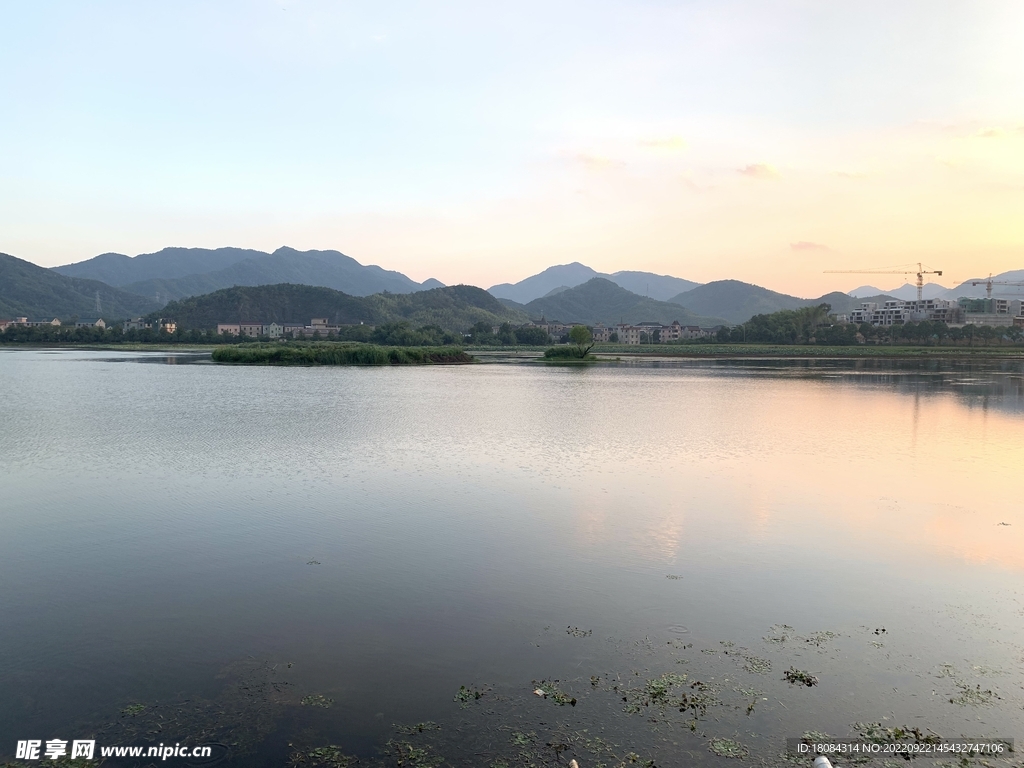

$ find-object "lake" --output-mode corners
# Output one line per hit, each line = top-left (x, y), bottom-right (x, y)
(1, 349), (1022, 767)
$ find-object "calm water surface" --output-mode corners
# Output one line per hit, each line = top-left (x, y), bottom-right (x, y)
(1, 349), (1023, 766)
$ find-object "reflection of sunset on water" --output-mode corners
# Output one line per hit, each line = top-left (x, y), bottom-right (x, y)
(546, 362), (1023, 575)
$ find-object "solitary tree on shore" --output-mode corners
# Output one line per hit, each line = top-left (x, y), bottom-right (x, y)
(569, 325), (594, 358)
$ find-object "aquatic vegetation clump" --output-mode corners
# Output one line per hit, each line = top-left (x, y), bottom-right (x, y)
(212, 343), (473, 366)
(804, 630), (839, 647)
(532, 679), (577, 706)
(394, 722), (441, 735)
(567, 626), (593, 637)
(385, 740), (444, 768)
(743, 656), (771, 674)
(854, 723), (942, 746)
(454, 685), (485, 707)
(509, 732), (535, 747)
(621, 672), (688, 713)
(733, 685), (764, 697)
(783, 668), (818, 686)
(949, 682), (998, 706)
(764, 624), (795, 644)
(710, 738), (749, 758)
(300, 694), (334, 708)
(288, 745), (356, 768)
(542, 346), (596, 361)
(119, 703), (146, 717)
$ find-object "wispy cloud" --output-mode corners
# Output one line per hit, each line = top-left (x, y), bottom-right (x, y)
(738, 163), (780, 180)
(791, 241), (829, 251)
(638, 136), (686, 151)
(835, 170), (868, 179)
(975, 127), (1005, 138)
(569, 152), (624, 171)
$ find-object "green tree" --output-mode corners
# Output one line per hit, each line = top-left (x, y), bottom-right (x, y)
(496, 322), (516, 345)
(513, 326), (551, 345)
(569, 325), (594, 358)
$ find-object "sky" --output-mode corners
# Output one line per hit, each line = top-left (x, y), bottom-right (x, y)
(2, 0), (1023, 296)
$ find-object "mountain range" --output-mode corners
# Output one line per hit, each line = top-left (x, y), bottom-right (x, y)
(663, 280), (884, 325)
(850, 270), (1024, 300)
(3, 246), (1022, 329)
(54, 246), (444, 302)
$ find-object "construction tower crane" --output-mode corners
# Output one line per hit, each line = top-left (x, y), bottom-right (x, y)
(970, 274), (1024, 299)
(824, 262), (942, 302)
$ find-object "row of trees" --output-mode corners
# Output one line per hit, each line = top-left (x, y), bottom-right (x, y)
(464, 322), (552, 346)
(0, 320), (558, 347)
(0, 324), (219, 344)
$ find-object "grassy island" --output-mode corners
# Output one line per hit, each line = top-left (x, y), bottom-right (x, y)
(211, 342), (473, 366)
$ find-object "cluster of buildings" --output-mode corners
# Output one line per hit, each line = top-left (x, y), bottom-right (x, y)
(216, 318), (370, 338)
(0, 316), (107, 332)
(0, 316), (179, 333)
(124, 317), (177, 333)
(841, 298), (1024, 328)
(591, 321), (716, 343)
(522, 319), (717, 344)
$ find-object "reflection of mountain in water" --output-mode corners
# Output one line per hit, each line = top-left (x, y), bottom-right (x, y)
(700, 357), (1024, 416)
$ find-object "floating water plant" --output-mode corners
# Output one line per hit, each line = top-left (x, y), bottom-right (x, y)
(454, 685), (484, 707)
(710, 738), (749, 758)
(949, 682), (997, 706)
(509, 732), (535, 747)
(743, 656), (771, 674)
(566, 626), (593, 637)
(394, 722), (441, 735)
(300, 694), (334, 708)
(119, 703), (146, 717)
(288, 745), (356, 768)
(804, 631), (839, 647)
(783, 668), (818, 686)
(621, 672), (687, 713)
(764, 625), (794, 644)
(532, 680), (577, 706)
(385, 740), (444, 768)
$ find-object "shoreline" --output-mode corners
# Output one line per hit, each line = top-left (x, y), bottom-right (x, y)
(3, 342), (1024, 361)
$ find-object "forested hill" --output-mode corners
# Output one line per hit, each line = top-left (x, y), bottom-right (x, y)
(524, 278), (726, 326)
(0, 252), (160, 319)
(153, 283), (530, 332)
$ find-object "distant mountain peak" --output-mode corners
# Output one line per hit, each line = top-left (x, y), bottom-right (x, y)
(489, 263), (698, 303)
